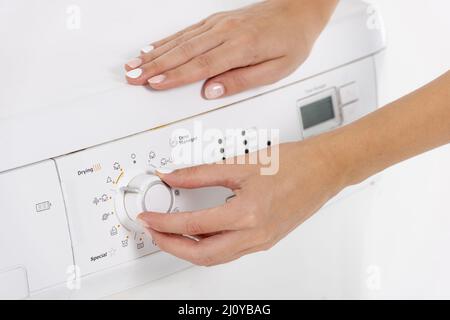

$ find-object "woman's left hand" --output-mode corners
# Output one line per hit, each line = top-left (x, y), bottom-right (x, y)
(124, 0), (337, 99)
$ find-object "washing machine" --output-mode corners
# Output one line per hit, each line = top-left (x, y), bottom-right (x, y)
(0, 0), (386, 299)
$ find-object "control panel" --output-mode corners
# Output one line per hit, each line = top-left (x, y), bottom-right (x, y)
(55, 57), (377, 278)
(56, 132), (233, 275)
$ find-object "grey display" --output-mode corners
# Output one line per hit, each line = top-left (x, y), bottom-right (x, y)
(300, 96), (335, 130)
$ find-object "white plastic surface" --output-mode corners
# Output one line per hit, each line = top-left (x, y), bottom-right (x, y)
(0, 161), (73, 297)
(0, 267), (29, 300)
(144, 184), (173, 213)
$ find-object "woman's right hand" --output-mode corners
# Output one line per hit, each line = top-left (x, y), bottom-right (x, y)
(125, 0), (338, 99)
(138, 140), (348, 266)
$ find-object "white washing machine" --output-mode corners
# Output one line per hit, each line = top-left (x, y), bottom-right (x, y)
(0, 0), (386, 299)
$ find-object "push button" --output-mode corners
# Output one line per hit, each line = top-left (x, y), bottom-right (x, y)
(339, 82), (359, 105)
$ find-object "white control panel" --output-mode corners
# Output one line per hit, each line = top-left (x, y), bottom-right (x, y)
(54, 57), (377, 280)
(56, 134), (232, 276)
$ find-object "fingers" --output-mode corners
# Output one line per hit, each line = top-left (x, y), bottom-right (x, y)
(143, 25), (215, 63)
(126, 30), (224, 85)
(134, 23), (214, 68)
(127, 48), (291, 98)
(138, 202), (240, 235)
(147, 228), (248, 266)
(157, 162), (259, 189)
(143, 43), (254, 90)
(202, 57), (293, 99)
(138, 164), (259, 236)
(150, 19), (207, 50)
(147, 11), (227, 51)
(125, 18), (292, 97)
(125, 24), (213, 72)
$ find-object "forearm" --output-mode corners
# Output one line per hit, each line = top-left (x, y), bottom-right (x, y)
(327, 71), (450, 187)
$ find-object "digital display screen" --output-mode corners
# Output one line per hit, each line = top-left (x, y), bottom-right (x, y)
(300, 96), (335, 130)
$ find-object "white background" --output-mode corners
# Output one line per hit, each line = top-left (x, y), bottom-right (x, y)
(112, 0), (450, 299)
(363, 0), (450, 298)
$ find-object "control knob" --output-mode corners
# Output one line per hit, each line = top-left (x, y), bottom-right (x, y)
(115, 173), (174, 231)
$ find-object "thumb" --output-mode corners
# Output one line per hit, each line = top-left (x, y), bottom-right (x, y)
(202, 57), (293, 100)
(156, 163), (241, 190)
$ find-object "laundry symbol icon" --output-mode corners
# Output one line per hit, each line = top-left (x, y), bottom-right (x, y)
(113, 162), (121, 170)
(169, 138), (178, 147)
(110, 226), (118, 236)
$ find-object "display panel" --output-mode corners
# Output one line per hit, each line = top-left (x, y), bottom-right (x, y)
(300, 96), (335, 130)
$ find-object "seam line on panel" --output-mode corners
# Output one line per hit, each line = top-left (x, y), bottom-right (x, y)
(52, 159), (76, 268)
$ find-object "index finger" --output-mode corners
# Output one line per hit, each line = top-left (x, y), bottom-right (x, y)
(138, 201), (241, 236)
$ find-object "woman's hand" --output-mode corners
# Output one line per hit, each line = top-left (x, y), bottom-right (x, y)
(136, 71), (450, 267)
(138, 139), (347, 266)
(125, 0), (338, 99)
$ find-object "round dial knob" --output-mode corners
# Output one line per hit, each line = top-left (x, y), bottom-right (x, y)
(115, 173), (174, 231)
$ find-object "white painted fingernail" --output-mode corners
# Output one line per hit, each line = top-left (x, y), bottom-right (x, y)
(141, 45), (154, 53)
(204, 83), (225, 99)
(126, 57), (142, 69)
(156, 167), (174, 175)
(148, 74), (166, 85)
(126, 68), (143, 79)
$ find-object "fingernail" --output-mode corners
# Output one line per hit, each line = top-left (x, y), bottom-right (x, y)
(204, 83), (225, 99)
(126, 57), (142, 69)
(141, 45), (154, 53)
(156, 167), (174, 175)
(126, 68), (143, 79)
(148, 74), (166, 85)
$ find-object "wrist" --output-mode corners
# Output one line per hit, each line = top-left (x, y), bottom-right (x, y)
(288, 136), (349, 200)
(306, 128), (363, 193)
(316, 126), (373, 190)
